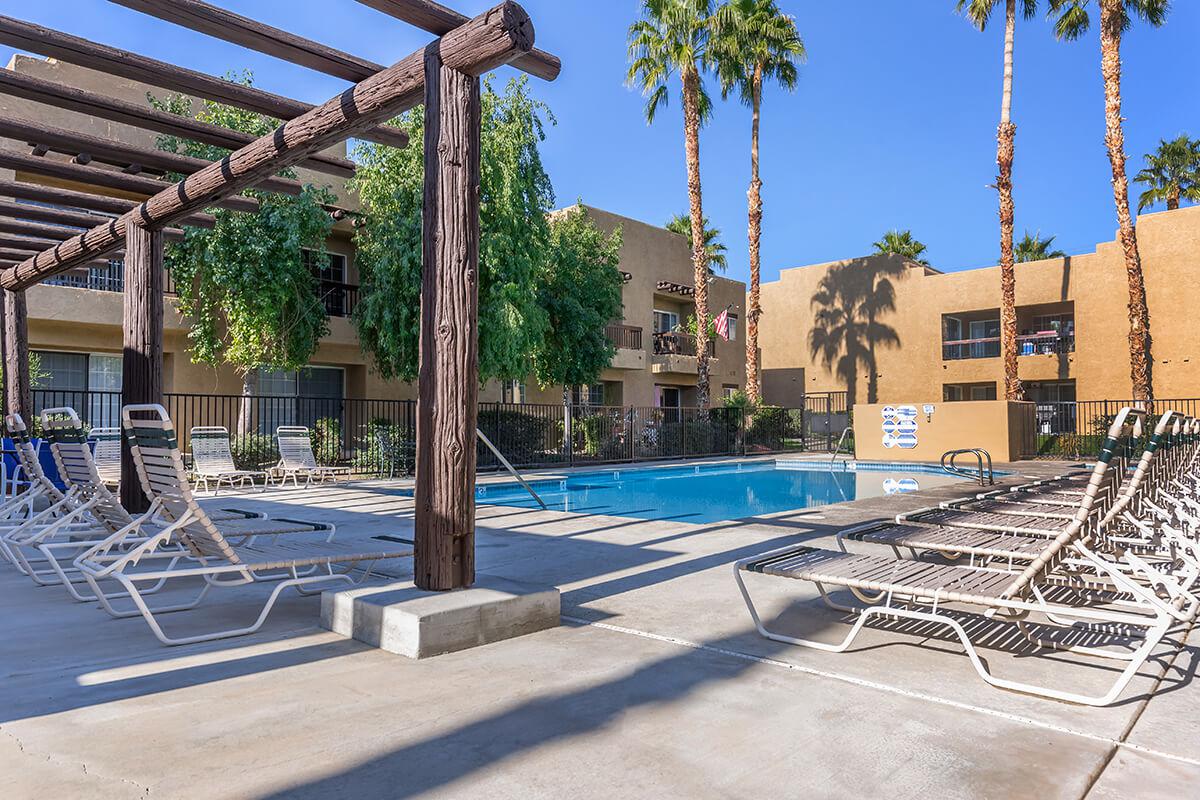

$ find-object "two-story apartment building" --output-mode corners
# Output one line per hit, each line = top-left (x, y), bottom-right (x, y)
(757, 203), (1200, 408)
(1, 57), (746, 423)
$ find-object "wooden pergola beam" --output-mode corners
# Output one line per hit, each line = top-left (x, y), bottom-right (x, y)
(2, 1), (534, 290)
(0, 68), (356, 178)
(0, 250), (116, 269)
(0, 199), (117, 230)
(0, 232), (89, 251)
(353, 0), (560, 81)
(0, 14), (408, 150)
(0, 150), (261, 215)
(0, 180), (216, 228)
(0, 216), (185, 243)
(110, 0), (387, 83)
(0, 115), (303, 196)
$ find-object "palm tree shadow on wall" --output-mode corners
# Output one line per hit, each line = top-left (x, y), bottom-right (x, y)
(808, 257), (908, 405)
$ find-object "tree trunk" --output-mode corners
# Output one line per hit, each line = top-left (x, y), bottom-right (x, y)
(1100, 1), (1153, 403)
(997, 0), (1021, 401)
(414, 49), (481, 592)
(1167, 190), (1179, 211)
(121, 223), (164, 513)
(3, 289), (31, 424)
(237, 370), (258, 435)
(745, 67), (764, 406)
(681, 66), (709, 410)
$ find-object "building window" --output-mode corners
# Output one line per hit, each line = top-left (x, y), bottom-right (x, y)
(656, 386), (681, 408)
(943, 382), (996, 402)
(255, 366), (344, 432)
(970, 384), (997, 401)
(723, 384), (740, 399)
(653, 309), (680, 334)
(725, 314), (738, 341)
(572, 384), (605, 407)
(34, 351), (124, 426)
(501, 380), (526, 404)
(303, 249), (350, 317)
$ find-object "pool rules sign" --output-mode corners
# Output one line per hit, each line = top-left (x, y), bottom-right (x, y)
(881, 405), (919, 449)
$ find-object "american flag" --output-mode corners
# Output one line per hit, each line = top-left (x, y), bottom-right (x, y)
(714, 308), (731, 341)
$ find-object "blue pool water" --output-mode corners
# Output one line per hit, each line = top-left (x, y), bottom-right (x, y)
(474, 460), (973, 523)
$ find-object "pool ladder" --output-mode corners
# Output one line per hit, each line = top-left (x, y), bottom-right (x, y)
(829, 426), (854, 463)
(476, 428), (547, 509)
(941, 448), (995, 486)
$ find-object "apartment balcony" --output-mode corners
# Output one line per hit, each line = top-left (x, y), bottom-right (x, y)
(605, 323), (645, 370)
(651, 331), (716, 376)
(942, 333), (1075, 361)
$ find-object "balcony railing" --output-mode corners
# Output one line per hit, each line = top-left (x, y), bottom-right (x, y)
(943, 333), (1075, 361)
(653, 331), (716, 357)
(604, 323), (643, 350)
(41, 269), (358, 319)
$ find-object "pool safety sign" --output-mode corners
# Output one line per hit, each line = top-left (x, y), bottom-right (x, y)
(881, 405), (920, 449)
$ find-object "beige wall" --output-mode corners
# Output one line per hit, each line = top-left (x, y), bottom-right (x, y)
(853, 401), (1034, 462)
(759, 205), (1200, 405)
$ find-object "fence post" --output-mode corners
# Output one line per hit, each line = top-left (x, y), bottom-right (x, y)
(825, 397), (832, 453)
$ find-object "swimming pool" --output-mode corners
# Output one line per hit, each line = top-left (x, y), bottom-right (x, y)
(474, 460), (973, 523)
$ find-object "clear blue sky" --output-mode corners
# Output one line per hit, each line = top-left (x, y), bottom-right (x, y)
(1, 1), (1197, 287)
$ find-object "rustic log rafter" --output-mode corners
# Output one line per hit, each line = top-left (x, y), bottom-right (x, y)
(0, 214), (185, 242)
(0, 14), (408, 150)
(1, 2), (538, 290)
(0, 180), (216, 228)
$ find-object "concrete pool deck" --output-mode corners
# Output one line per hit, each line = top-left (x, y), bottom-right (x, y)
(2, 457), (1197, 798)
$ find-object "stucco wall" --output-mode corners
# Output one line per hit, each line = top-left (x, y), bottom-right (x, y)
(853, 400), (1035, 462)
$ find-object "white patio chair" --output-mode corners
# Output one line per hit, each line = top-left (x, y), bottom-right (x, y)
(87, 426), (122, 486)
(189, 426), (267, 493)
(75, 404), (409, 646)
(273, 426), (351, 487)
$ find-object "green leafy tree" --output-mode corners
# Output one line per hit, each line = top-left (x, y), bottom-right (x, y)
(1049, 0), (1170, 403)
(628, 0), (718, 409)
(533, 204), (625, 405)
(150, 72), (335, 388)
(1013, 230), (1067, 262)
(871, 229), (930, 266)
(712, 0), (804, 405)
(1135, 135), (1200, 212)
(350, 77), (555, 384)
(665, 212), (728, 273)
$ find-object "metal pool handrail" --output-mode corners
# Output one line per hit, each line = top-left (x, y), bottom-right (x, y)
(941, 448), (994, 486)
(830, 426), (854, 464)
(476, 428), (547, 509)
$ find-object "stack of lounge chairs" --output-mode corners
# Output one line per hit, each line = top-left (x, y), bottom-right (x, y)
(0, 405), (411, 646)
(736, 406), (1200, 706)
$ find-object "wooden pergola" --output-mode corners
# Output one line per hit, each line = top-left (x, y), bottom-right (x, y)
(0, 0), (559, 591)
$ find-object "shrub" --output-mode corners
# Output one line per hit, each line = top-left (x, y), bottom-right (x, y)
(477, 407), (558, 466)
(311, 417), (341, 465)
(229, 433), (278, 470)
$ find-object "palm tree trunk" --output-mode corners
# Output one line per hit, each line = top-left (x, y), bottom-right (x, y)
(681, 66), (710, 410)
(1167, 190), (1180, 211)
(1100, 0), (1153, 403)
(745, 67), (764, 406)
(997, 0), (1020, 401)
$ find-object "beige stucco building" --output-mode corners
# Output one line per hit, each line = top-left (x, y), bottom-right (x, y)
(2, 57), (746, 417)
(757, 203), (1200, 408)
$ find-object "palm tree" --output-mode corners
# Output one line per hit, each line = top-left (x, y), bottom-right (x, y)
(1049, 0), (1169, 404)
(1013, 230), (1067, 262)
(666, 212), (728, 273)
(1135, 135), (1200, 212)
(711, 0), (804, 406)
(628, 0), (717, 409)
(871, 229), (930, 266)
(956, 1), (1038, 401)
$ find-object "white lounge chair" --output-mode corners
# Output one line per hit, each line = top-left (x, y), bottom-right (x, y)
(272, 426), (352, 487)
(76, 404), (409, 646)
(735, 407), (1195, 706)
(189, 426), (267, 493)
(87, 426), (122, 486)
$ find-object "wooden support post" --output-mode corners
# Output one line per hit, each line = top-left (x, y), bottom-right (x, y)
(120, 223), (163, 512)
(414, 46), (482, 591)
(3, 288), (30, 424)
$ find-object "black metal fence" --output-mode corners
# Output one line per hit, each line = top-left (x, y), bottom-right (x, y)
(1019, 398), (1200, 459)
(28, 389), (850, 477)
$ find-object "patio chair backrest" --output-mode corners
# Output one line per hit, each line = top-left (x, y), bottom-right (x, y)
(190, 427), (238, 475)
(124, 406), (241, 564)
(4, 412), (64, 503)
(276, 426), (319, 470)
(1001, 406), (1147, 600)
(88, 427), (122, 485)
(39, 407), (134, 534)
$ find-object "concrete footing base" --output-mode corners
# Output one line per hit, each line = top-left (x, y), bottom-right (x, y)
(320, 575), (560, 659)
